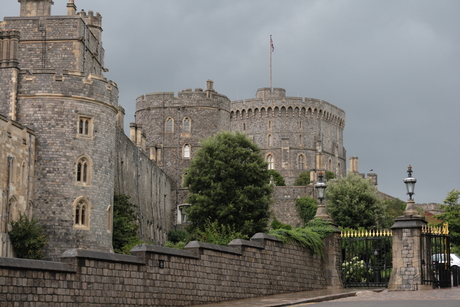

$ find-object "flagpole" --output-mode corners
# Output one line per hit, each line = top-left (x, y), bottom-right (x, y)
(270, 35), (273, 92)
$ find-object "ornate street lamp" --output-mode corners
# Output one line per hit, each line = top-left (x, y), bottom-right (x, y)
(315, 172), (327, 203)
(403, 165), (418, 216)
(404, 165), (416, 200)
(313, 172), (332, 221)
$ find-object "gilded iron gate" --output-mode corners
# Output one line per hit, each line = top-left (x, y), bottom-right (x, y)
(421, 223), (451, 288)
(341, 229), (392, 288)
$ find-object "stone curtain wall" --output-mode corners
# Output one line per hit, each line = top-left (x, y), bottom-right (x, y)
(271, 186), (315, 228)
(0, 234), (327, 306)
(114, 129), (173, 246)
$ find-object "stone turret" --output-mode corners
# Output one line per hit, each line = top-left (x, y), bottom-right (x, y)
(18, 0), (54, 17)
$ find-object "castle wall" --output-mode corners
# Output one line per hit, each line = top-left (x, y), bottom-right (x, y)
(272, 186), (315, 228)
(0, 233), (327, 306)
(0, 115), (35, 257)
(115, 129), (173, 246)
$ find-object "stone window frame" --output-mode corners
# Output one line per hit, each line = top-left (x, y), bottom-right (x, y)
(182, 117), (191, 133)
(75, 155), (92, 186)
(106, 205), (113, 233)
(177, 204), (190, 224)
(77, 115), (94, 138)
(297, 154), (306, 170)
(165, 117), (174, 133)
(328, 158), (333, 172)
(183, 144), (191, 159)
(73, 197), (91, 230)
(267, 134), (273, 147)
(266, 153), (275, 170)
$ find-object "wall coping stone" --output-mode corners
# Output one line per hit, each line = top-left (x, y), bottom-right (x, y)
(0, 257), (75, 273)
(130, 244), (199, 259)
(251, 232), (282, 243)
(60, 249), (145, 265)
(228, 239), (264, 249)
(185, 241), (242, 255)
(391, 216), (427, 229)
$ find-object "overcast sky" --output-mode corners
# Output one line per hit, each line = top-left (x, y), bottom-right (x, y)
(3, 0), (460, 204)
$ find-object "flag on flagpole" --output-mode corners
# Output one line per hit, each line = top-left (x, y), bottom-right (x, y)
(270, 36), (274, 52)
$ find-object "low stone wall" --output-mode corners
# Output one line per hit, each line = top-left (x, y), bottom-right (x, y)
(0, 233), (327, 306)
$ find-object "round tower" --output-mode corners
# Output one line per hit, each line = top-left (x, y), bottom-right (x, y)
(4, 1), (118, 259)
(231, 87), (346, 185)
(135, 80), (231, 205)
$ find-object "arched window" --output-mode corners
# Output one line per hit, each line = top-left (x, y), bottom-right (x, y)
(165, 117), (174, 133)
(328, 158), (333, 171)
(74, 198), (90, 228)
(297, 154), (305, 170)
(77, 158), (88, 183)
(183, 117), (191, 133)
(183, 144), (191, 159)
(266, 154), (274, 170)
(267, 134), (273, 147)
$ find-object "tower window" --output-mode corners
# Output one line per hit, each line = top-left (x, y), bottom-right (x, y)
(77, 116), (93, 137)
(74, 198), (90, 229)
(266, 154), (274, 170)
(297, 154), (305, 170)
(268, 134), (273, 147)
(166, 117), (174, 133)
(183, 117), (191, 133)
(75, 156), (92, 185)
(183, 144), (191, 159)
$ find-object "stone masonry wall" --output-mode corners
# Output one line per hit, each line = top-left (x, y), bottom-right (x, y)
(0, 233), (327, 306)
(115, 129), (173, 246)
(0, 115), (36, 258)
(271, 186), (315, 228)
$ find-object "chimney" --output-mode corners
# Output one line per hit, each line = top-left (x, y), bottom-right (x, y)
(67, 0), (76, 15)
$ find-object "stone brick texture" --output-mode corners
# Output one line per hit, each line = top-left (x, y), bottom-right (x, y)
(0, 234), (328, 306)
(0, 115), (36, 257)
(114, 129), (173, 246)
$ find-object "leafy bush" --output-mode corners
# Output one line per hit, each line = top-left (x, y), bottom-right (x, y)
(268, 169), (286, 186)
(167, 229), (189, 243)
(342, 256), (373, 282)
(8, 213), (47, 259)
(113, 194), (141, 254)
(296, 197), (318, 225)
(269, 227), (325, 258)
(194, 219), (248, 245)
(271, 217), (292, 230)
(294, 171), (310, 186)
(305, 218), (336, 239)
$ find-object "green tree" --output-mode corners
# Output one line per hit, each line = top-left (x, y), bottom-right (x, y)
(113, 194), (141, 254)
(268, 169), (285, 186)
(294, 171), (310, 186)
(381, 198), (406, 228)
(436, 189), (460, 252)
(183, 131), (273, 237)
(325, 173), (386, 229)
(8, 213), (47, 259)
(325, 171), (336, 181)
(296, 197), (318, 225)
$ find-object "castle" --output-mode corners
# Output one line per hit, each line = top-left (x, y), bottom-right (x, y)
(0, 0), (346, 259)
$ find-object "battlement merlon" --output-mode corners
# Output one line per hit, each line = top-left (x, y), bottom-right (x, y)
(18, 0), (54, 17)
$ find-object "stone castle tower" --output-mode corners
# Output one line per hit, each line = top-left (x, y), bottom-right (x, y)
(1, 0), (120, 259)
(232, 87), (346, 185)
(135, 80), (231, 215)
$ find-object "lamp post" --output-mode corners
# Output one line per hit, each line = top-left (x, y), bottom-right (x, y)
(313, 172), (332, 221)
(403, 165), (418, 216)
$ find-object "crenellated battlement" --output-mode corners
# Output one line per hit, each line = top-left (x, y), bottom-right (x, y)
(136, 81), (231, 112)
(231, 89), (345, 128)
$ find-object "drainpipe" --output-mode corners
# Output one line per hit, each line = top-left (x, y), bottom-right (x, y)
(26, 134), (33, 216)
(5, 156), (13, 257)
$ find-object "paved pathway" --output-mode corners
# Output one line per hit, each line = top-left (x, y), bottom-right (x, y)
(190, 287), (460, 307)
